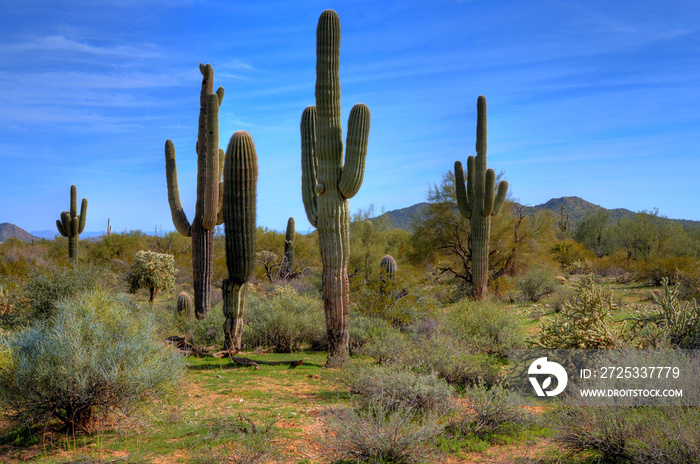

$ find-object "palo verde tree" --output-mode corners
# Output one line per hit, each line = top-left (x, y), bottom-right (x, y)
(301, 10), (371, 367)
(454, 96), (508, 299)
(55, 185), (87, 263)
(164, 64), (225, 319)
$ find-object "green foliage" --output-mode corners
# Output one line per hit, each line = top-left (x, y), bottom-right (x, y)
(323, 400), (445, 464)
(573, 208), (611, 256)
(340, 364), (455, 414)
(126, 250), (177, 302)
(515, 267), (558, 302)
(550, 240), (594, 269)
(23, 262), (113, 320)
(243, 285), (324, 353)
(445, 298), (524, 357)
(448, 381), (528, 436)
(0, 290), (185, 433)
(535, 276), (620, 349)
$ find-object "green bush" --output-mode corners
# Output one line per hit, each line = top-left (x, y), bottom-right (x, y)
(323, 401), (444, 464)
(340, 364), (455, 414)
(243, 285), (324, 353)
(448, 381), (528, 436)
(0, 290), (185, 433)
(23, 262), (114, 320)
(515, 267), (558, 302)
(444, 298), (524, 357)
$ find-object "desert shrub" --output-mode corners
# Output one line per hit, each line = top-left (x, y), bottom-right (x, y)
(0, 290), (185, 433)
(638, 256), (700, 296)
(126, 250), (177, 302)
(242, 285), (324, 352)
(340, 364), (455, 414)
(567, 259), (595, 275)
(355, 324), (413, 365)
(516, 267), (557, 302)
(444, 298), (524, 356)
(535, 276), (620, 349)
(176, 303), (226, 348)
(323, 401), (444, 464)
(448, 381), (528, 436)
(550, 240), (594, 269)
(193, 414), (278, 464)
(23, 262), (114, 320)
(352, 275), (438, 329)
(556, 406), (700, 463)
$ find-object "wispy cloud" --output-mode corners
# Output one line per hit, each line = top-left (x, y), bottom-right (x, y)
(0, 35), (160, 59)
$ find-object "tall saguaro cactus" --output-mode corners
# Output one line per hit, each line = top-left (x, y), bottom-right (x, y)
(55, 185), (87, 263)
(454, 96), (508, 300)
(301, 10), (371, 367)
(222, 131), (257, 351)
(559, 205), (570, 240)
(282, 217), (295, 278)
(165, 63), (225, 319)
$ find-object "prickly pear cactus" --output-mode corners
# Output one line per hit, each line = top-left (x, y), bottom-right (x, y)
(55, 185), (87, 263)
(301, 9), (370, 367)
(454, 96), (508, 300)
(222, 131), (257, 351)
(164, 64), (225, 319)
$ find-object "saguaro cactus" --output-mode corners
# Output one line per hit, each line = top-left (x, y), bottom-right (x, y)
(454, 96), (508, 300)
(379, 254), (397, 282)
(559, 205), (570, 240)
(301, 10), (371, 367)
(165, 63), (225, 319)
(177, 291), (193, 317)
(282, 217), (295, 278)
(222, 131), (257, 351)
(56, 185), (87, 263)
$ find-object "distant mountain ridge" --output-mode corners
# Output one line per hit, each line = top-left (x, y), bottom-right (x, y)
(376, 196), (700, 231)
(0, 223), (40, 242)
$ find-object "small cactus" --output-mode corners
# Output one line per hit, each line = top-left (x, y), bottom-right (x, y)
(176, 292), (193, 317)
(282, 217), (295, 279)
(55, 185), (87, 263)
(559, 205), (570, 240)
(454, 96), (508, 300)
(379, 254), (397, 282)
(222, 131), (258, 351)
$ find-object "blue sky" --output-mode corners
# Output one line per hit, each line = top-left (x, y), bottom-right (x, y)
(1, 0), (699, 235)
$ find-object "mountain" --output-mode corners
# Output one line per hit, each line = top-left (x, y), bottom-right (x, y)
(31, 230), (59, 240)
(0, 223), (40, 243)
(377, 196), (700, 232)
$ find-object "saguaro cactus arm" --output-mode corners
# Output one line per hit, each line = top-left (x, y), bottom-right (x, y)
(164, 140), (192, 237)
(338, 103), (371, 199)
(301, 106), (319, 227)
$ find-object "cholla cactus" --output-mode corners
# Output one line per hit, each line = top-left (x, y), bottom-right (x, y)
(55, 185), (87, 263)
(164, 64), (225, 319)
(126, 250), (177, 303)
(454, 96), (508, 300)
(301, 10), (371, 367)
